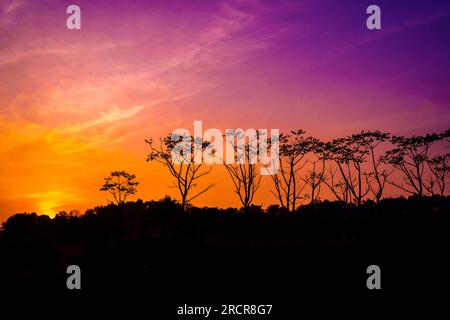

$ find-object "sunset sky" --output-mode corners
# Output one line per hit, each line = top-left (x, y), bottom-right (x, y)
(0, 0), (449, 221)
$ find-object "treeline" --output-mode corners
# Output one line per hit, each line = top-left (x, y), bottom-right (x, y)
(2, 195), (449, 245)
(1, 196), (449, 295)
(144, 128), (450, 211)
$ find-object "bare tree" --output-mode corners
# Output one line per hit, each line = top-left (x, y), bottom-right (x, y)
(302, 139), (326, 204)
(224, 130), (262, 212)
(427, 153), (449, 196)
(270, 130), (310, 212)
(323, 136), (370, 206)
(382, 133), (441, 196)
(352, 131), (392, 203)
(100, 171), (139, 205)
(146, 134), (214, 210)
(425, 129), (450, 196)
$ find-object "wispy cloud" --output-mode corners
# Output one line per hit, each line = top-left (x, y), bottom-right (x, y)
(0, 0), (26, 23)
(66, 105), (145, 132)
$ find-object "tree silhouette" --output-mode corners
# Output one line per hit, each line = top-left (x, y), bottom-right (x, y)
(427, 153), (449, 196)
(382, 133), (442, 196)
(271, 130), (309, 211)
(302, 138), (326, 204)
(323, 137), (370, 206)
(146, 134), (214, 211)
(100, 171), (139, 205)
(352, 131), (392, 203)
(224, 129), (261, 212)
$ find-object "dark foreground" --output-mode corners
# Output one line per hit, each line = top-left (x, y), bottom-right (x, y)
(0, 196), (449, 317)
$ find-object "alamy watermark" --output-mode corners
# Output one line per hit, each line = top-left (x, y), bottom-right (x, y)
(66, 5), (81, 30)
(169, 121), (280, 175)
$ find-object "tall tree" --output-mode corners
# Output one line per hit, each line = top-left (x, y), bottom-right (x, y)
(302, 138), (326, 204)
(224, 129), (262, 212)
(426, 128), (450, 196)
(382, 133), (441, 196)
(351, 131), (392, 203)
(323, 136), (370, 206)
(100, 171), (139, 205)
(270, 130), (310, 212)
(146, 134), (213, 210)
(427, 153), (449, 196)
